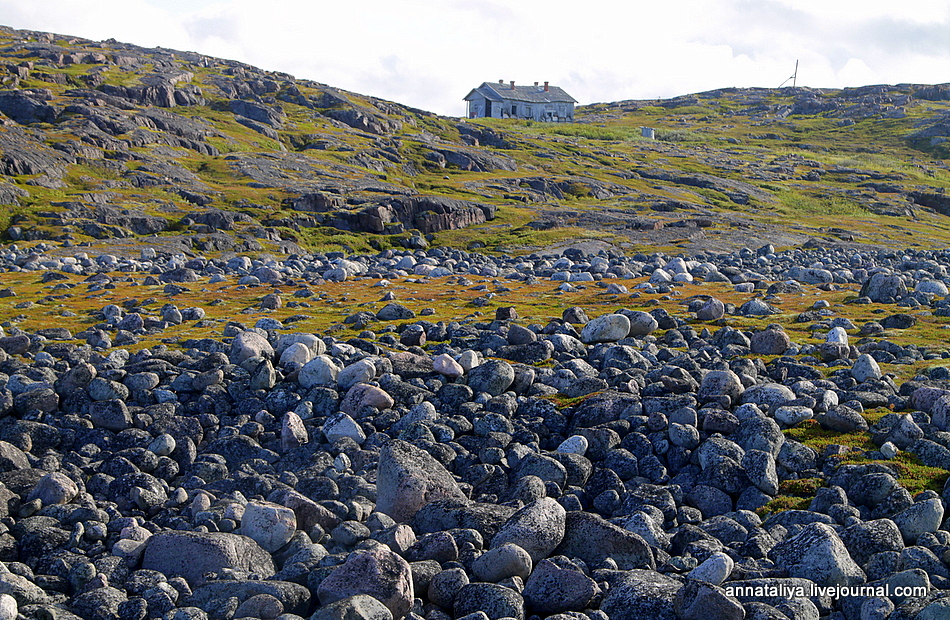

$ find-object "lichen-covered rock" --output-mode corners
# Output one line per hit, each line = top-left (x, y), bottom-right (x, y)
(317, 546), (414, 619)
(490, 497), (565, 563)
(376, 440), (468, 523)
(554, 511), (654, 570)
(770, 522), (866, 586)
(141, 531), (275, 586)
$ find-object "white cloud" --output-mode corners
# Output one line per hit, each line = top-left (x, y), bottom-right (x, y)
(1, 0), (948, 116)
(837, 57), (877, 86)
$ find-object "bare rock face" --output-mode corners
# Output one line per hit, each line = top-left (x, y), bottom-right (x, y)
(317, 545), (414, 619)
(376, 439), (469, 523)
(350, 195), (498, 235)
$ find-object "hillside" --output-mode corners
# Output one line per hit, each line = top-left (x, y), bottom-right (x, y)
(2, 25), (950, 257)
(8, 25), (950, 620)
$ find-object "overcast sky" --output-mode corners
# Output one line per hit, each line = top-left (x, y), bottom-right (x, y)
(2, 0), (949, 116)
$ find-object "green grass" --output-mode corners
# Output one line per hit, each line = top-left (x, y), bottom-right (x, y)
(757, 478), (825, 517)
(774, 190), (870, 217)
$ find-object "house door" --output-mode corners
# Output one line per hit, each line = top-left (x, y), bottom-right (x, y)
(485, 101), (492, 117)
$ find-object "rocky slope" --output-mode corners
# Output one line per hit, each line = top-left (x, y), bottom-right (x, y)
(0, 26), (950, 256)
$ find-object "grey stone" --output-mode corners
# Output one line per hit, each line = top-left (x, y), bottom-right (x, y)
(688, 551), (734, 585)
(376, 440), (468, 523)
(317, 546), (413, 620)
(522, 558), (599, 614)
(453, 583), (524, 620)
(471, 543), (533, 582)
(862, 272), (907, 303)
(626, 310), (658, 336)
(426, 567), (468, 609)
(554, 511), (655, 570)
(851, 354), (882, 382)
(298, 356), (341, 389)
(466, 359), (515, 396)
(90, 399), (132, 431)
(674, 580), (745, 620)
(600, 569), (680, 620)
(27, 472), (78, 506)
(770, 522), (866, 586)
(142, 531), (276, 586)
(490, 497), (565, 563)
(309, 594), (393, 620)
(750, 328), (791, 355)
(696, 297), (725, 321)
(742, 449), (779, 496)
(230, 330), (274, 364)
(698, 370), (744, 406)
(240, 500), (297, 553)
(892, 498), (944, 544)
(580, 314), (630, 344)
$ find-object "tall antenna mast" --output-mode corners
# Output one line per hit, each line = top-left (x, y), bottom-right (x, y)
(779, 60), (799, 88)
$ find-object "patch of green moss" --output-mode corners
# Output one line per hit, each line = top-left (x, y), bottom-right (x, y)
(757, 478), (825, 517)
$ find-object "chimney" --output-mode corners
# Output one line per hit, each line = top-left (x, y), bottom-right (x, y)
(510, 80), (515, 90)
(534, 82), (538, 86)
(499, 79), (504, 84)
(544, 81), (549, 92)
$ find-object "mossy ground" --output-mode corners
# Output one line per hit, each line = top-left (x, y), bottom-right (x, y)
(4, 261), (949, 507)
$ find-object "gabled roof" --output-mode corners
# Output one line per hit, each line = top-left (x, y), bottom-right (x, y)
(464, 82), (576, 104)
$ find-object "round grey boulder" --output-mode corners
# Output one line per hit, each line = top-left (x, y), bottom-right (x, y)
(467, 359), (515, 396)
(580, 313), (630, 344)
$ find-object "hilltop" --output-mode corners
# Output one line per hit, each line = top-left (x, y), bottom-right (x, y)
(1, 26), (950, 258)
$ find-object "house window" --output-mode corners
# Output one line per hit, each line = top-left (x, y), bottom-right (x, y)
(526, 106), (532, 117)
(511, 105), (518, 116)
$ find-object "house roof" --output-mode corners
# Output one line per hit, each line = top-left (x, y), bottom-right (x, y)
(464, 82), (576, 104)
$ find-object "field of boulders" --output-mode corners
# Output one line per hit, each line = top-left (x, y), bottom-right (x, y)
(1, 241), (950, 620)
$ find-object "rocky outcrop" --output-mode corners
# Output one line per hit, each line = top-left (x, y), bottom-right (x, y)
(424, 145), (517, 172)
(229, 99), (285, 128)
(352, 195), (497, 234)
(325, 106), (402, 135)
(0, 123), (74, 177)
(185, 209), (254, 231)
(0, 89), (59, 124)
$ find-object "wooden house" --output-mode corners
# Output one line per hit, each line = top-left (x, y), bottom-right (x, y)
(464, 80), (576, 122)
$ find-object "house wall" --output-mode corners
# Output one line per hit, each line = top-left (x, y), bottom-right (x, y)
(468, 95), (573, 121)
(468, 97), (503, 119)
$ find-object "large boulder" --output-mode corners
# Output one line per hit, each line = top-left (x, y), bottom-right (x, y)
(553, 511), (654, 570)
(466, 359), (515, 396)
(317, 546), (414, 619)
(376, 440), (468, 523)
(522, 558), (599, 614)
(581, 314), (630, 344)
(141, 531), (275, 586)
(600, 569), (680, 620)
(861, 272), (907, 303)
(490, 497), (565, 563)
(229, 331), (273, 365)
(770, 522), (866, 587)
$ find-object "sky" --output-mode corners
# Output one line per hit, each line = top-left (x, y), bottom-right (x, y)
(1, 0), (949, 117)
